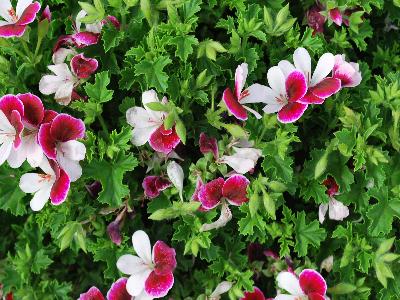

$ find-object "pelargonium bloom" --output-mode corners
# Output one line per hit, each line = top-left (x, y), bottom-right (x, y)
(38, 113), (86, 182)
(116, 230), (177, 298)
(332, 54), (362, 88)
(219, 142), (262, 174)
(278, 47), (341, 105)
(223, 63), (271, 120)
(79, 278), (132, 300)
(261, 66), (308, 123)
(0, 95), (24, 166)
(142, 176), (172, 199)
(0, 0), (41, 38)
(126, 90), (180, 154)
(40, 5), (51, 22)
(275, 269), (327, 300)
(329, 8), (342, 26)
(306, 5), (326, 35)
(199, 132), (219, 159)
(19, 158), (70, 211)
(241, 287), (266, 300)
(319, 176), (349, 224)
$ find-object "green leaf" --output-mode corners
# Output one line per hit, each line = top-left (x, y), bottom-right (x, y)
(85, 71), (114, 103)
(102, 26), (125, 53)
(135, 56), (172, 92)
(31, 250), (53, 274)
(0, 166), (27, 216)
(170, 35), (198, 61)
(149, 201), (200, 220)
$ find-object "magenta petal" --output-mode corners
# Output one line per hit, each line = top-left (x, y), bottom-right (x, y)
(299, 269), (327, 296)
(297, 91), (325, 104)
(149, 126), (180, 154)
(17, 93), (44, 126)
(0, 95), (24, 120)
(107, 220), (122, 245)
(0, 24), (26, 38)
(71, 54), (99, 79)
(40, 5), (51, 22)
(144, 271), (174, 298)
(155, 177), (172, 191)
(143, 176), (171, 199)
(329, 8), (342, 26)
(106, 278), (131, 300)
(78, 286), (105, 300)
(71, 32), (100, 47)
(311, 77), (341, 99)
(199, 132), (219, 159)
(241, 287), (266, 300)
(153, 241), (177, 275)
(38, 123), (57, 159)
(43, 110), (58, 124)
(308, 293), (326, 300)
(10, 111), (23, 148)
(50, 168), (70, 205)
(286, 70), (307, 102)
(53, 35), (73, 52)
(198, 177), (224, 210)
(277, 102), (308, 123)
(192, 177), (209, 212)
(223, 87), (247, 121)
(106, 16), (121, 30)
(50, 114), (85, 142)
(222, 174), (249, 206)
(15, 2), (41, 26)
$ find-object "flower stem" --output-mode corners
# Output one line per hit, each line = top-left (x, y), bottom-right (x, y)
(98, 114), (109, 134)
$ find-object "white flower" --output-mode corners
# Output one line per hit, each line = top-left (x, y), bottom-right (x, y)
(167, 161), (184, 200)
(219, 146), (262, 174)
(318, 198), (349, 224)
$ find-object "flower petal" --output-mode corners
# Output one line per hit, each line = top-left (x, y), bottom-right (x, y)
(334, 62), (362, 88)
(308, 292), (326, 300)
(30, 182), (52, 211)
(210, 282), (233, 298)
(277, 103), (308, 123)
(329, 8), (342, 26)
(116, 254), (149, 275)
(297, 92), (324, 105)
(149, 125), (180, 154)
(78, 286), (105, 300)
(38, 123), (56, 159)
(285, 70), (307, 102)
(199, 132), (219, 159)
(222, 174), (250, 206)
(10, 110), (23, 148)
(328, 198), (349, 221)
(267, 66), (286, 96)
(50, 168), (70, 205)
(52, 48), (76, 64)
(318, 203), (328, 224)
(144, 271), (174, 298)
(276, 271), (303, 296)
(278, 60), (296, 78)
(71, 53), (98, 79)
(56, 153), (83, 182)
(142, 176), (171, 198)
(293, 47), (312, 82)
(200, 202), (232, 231)
(311, 53), (335, 86)
(235, 63), (248, 99)
(311, 77), (341, 99)
(107, 220), (122, 246)
(132, 230), (152, 265)
(17, 93), (44, 126)
(198, 177), (224, 210)
(106, 278), (131, 300)
(152, 240), (177, 275)
(263, 103), (285, 114)
(223, 87), (247, 121)
(298, 269), (327, 296)
(15, 2), (40, 26)
(0, 94), (24, 121)
(0, 0), (12, 23)
(0, 24), (26, 37)
(0, 139), (13, 166)
(240, 287), (265, 300)
(167, 161), (184, 200)
(126, 270), (152, 297)
(71, 32), (100, 47)
(274, 295), (298, 300)
(50, 113), (85, 142)
(240, 84), (274, 105)
(219, 155), (255, 175)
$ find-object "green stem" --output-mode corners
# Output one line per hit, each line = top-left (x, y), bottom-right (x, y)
(33, 37), (43, 62)
(20, 39), (32, 60)
(98, 114), (109, 134)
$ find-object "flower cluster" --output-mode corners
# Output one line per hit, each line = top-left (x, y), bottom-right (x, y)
(79, 278), (131, 300)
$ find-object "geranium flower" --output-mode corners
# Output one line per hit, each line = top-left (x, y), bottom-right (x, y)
(261, 66), (308, 123)
(241, 287), (266, 300)
(0, 95), (24, 166)
(79, 278), (132, 300)
(199, 132), (219, 159)
(319, 177), (349, 224)
(40, 5), (51, 22)
(275, 269), (327, 300)
(223, 63), (271, 120)
(332, 54), (362, 88)
(306, 5), (326, 35)
(19, 158), (70, 211)
(278, 47), (341, 105)
(142, 176), (171, 199)
(0, 0), (40, 38)
(38, 113), (86, 182)
(116, 230), (176, 298)
(329, 8), (342, 26)
(126, 90), (180, 154)
(219, 140), (262, 174)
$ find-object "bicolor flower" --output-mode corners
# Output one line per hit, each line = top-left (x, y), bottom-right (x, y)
(0, 95), (24, 166)
(19, 158), (70, 211)
(275, 269), (327, 300)
(306, 5), (326, 35)
(38, 113), (86, 182)
(78, 278), (132, 300)
(126, 90), (180, 154)
(116, 230), (177, 298)
(319, 176), (349, 224)
(278, 47), (341, 105)
(199, 132), (219, 159)
(0, 0), (40, 38)
(219, 143), (262, 174)
(40, 5), (51, 22)
(241, 287), (266, 300)
(223, 63), (271, 120)
(332, 54), (362, 88)
(261, 66), (308, 123)
(329, 8), (342, 26)
(142, 176), (171, 199)
(7, 93), (45, 168)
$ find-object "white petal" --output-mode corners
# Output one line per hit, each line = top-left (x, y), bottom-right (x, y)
(86, 22), (103, 34)
(126, 107), (162, 129)
(0, 139), (13, 166)
(141, 90), (164, 120)
(311, 52), (335, 86)
(116, 254), (149, 275)
(19, 173), (51, 193)
(167, 161), (184, 200)
(232, 146), (262, 162)
(319, 203), (329, 224)
(210, 281), (233, 298)
(131, 126), (158, 146)
(267, 66), (286, 96)
(235, 63), (248, 98)
(57, 153), (82, 182)
(7, 146), (26, 168)
(278, 60), (296, 78)
(75, 10), (87, 32)
(0, 0), (13, 23)
(0, 110), (15, 133)
(52, 48), (76, 64)
(48, 64), (74, 78)
(16, 0), (33, 18)
(59, 140), (86, 161)
(200, 203), (232, 232)
(274, 295), (298, 300)
(39, 157), (55, 176)
(276, 272), (303, 296)
(126, 270), (152, 297)
(39, 75), (64, 95)
(240, 84), (272, 104)
(26, 137), (44, 168)
(293, 47), (312, 83)
(55, 82), (74, 105)
(135, 290), (154, 300)
(30, 183), (52, 211)
(263, 103), (285, 114)
(328, 199), (349, 221)
(243, 105), (262, 119)
(219, 155), (255, 174)
(132, 230), (152, 265)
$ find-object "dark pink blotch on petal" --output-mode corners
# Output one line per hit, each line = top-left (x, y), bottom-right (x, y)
(155, 177), (172, 192)
(143, 176), (171, 199)
(286, 70), (307, 102)
(298, 92), (324, 105)
(79, 286), (105, 300)
(277, 102), (308, 123)
(223, 87), (247, 121)
(10, 111), (23, 148)
(308, 293), (326, 300)
(311, 77), (341, 98)
(107, 220), (122, 245)
(144, 271), (174, 298)
(192, 177), (209, 212)
(323, 176), (339, 197)
(329, 8), (343, 26)
(241, 287), (266, 300)
(222, 174), (249, 206)
(42, 110), (58, 124)
(198, 177), (225, 210)
(106, 278), (131, 300)
(71, 54), (98, 79)
(38, 123), (57, 158)
(149, 125), (180, 154)
(40, 5), (51, 22)
(299, 269), (327, 296)
(50, 168), (70, 205)
(50, 114), (85, 142)
(53, 35), (73, 52)
(0, 95), (24, 120)
(17, 93), (44, 126)
(199, 132), (219, 159)
(0, 24), (26, 38)
(71, 32), (100, 47)
(15, 2), (41, 26)
(153, 241), (177, 275)
(307, 6), (326, 35)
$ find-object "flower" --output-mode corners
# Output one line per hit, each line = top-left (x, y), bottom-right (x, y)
(306, 5), (326, 35)
(0, 0), (41, 38)
(126, 90), (180, 154)
(116, 230), (177, 298)
(0, 95), (24, 166)
(319, 176), (349, 224)
(275, 269), (327, 300)
(19, 158), (70, 211)
(241, 287), (266, 300)
(332, 54), (362, 88)
(199, 132), (219, 159)
(329, 8), (342, 26)
(320, 255), (334, 273)
(70, 53), (99, 79)
(261, 66), (308, 123)
(278, 47), (341, 105)
(223, 63), (271, 120)
(322, 176), (339, 197)
(40, 5), (51, 22)
(209, 281), (233, 300)
(38, 113), (86, 182)
(219, 140), (262, 174)
(166, 161), (184, 200)
(79, 278), (132, 300)
(142, 176), (172, 199)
